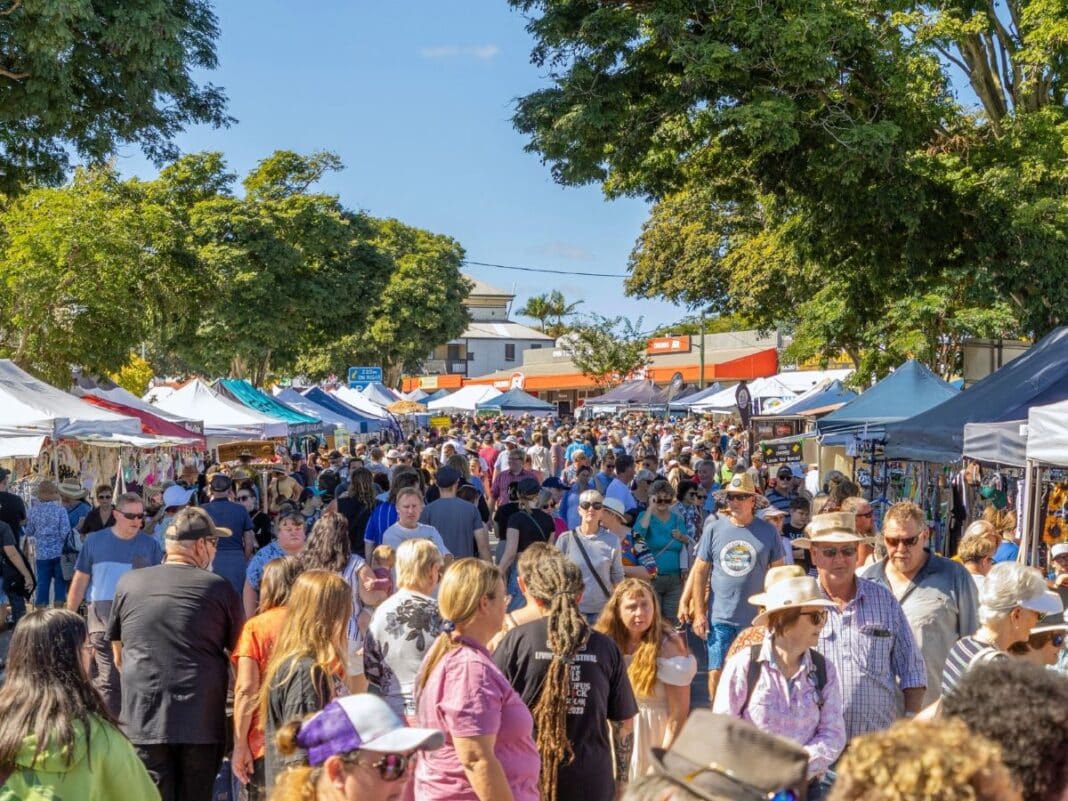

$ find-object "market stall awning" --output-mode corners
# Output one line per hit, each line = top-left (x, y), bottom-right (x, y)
(770, 380), (857, 416)
(214, 379), (323, 436)
(584, 380), (668, 409)
(885, 327), (1068, 463)
(476, 387), (556, 415)
(78, 395), (206, 448)
(1026, 398), (1068, 467)
(75, 381), (205, 434)
(962, 420), (1026, 467)
(427, 385), (502, 412)
(302, 388), (386, 434)
(360, 382), (401, 407)
(331, 386), (391, 420)
(153, 379), (289, 440)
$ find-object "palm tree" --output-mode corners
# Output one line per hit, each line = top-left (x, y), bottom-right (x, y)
(517, 293), (553, 331)
(546, 290), (583, 335)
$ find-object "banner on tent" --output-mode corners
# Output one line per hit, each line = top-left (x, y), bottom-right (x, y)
(429, 416), (451, 431)
(348, 366), (383, 390)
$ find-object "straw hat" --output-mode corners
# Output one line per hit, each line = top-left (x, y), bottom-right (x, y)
(58, 480), (88, 500)
(713, 472), (770, 509)
(747, 565), (807, 608)
(752, 576), (837, 626)
(601, 497), (628, 522)
(36, 480), (60, 501)
(793, 512), (875, 549)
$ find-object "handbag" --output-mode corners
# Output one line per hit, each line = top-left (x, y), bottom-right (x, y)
(571, 531), (612, 599)
(60, 529), (80, 582)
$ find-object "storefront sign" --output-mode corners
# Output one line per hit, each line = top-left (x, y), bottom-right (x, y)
(418, 376), (439, 390)
(647, 335), (691, 355)
(510, 371), (526, 389)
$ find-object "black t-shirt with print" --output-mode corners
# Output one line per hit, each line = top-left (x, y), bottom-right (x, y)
(494, 618), (638, 801)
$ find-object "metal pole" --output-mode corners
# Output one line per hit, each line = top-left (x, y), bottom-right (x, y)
(699, 312), (706, 389)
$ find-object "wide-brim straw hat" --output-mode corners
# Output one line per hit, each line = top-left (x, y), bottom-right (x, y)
(58, 480), (88, 500)
(747, 565), (807, 608)
(713, 472), (769, 509)
(793, 511), (875, 548)
(752, 576), (837, 626)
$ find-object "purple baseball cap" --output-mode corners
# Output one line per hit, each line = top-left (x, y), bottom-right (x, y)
(296, 694), (443, 766)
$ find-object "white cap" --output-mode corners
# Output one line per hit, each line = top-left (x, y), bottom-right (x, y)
(1051, 542), (1068, 559)
(1019, 590), (1064, 617)
(162, 485), (195, 508)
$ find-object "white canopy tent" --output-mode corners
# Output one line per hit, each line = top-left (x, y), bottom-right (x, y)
(426, 385), (502, 412)
(1015, 398), (1068, 567)
(688, 376), (798, 413)
(75, 383), (204, 433)
(152, 379), (289, 442)
(330, 386), (392, 420)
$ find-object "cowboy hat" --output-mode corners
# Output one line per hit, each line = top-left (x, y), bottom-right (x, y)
(752, 576), (837, 626)
(747, 565), (807, 608)
(58, 480), (88, 500)
(713, 472), (770, 509)
(792, 511), (875, 549)
(649, 710), (809, 801)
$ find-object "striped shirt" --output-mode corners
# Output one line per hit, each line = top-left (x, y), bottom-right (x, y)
(940, 636), (1006, 697)
(818, 577), (927, 739)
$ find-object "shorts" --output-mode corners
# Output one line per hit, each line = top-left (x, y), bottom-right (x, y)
(706, 622), (742, 670)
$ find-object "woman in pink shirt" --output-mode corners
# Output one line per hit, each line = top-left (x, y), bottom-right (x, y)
(413, 559), (539, 801)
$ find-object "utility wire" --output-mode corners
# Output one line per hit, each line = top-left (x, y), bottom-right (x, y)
(462, 258), (629, 279)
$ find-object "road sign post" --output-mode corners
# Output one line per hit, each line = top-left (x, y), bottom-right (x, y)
(347, 366), (383, 390)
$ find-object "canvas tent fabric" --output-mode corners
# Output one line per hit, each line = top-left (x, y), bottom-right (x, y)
(771, 369), (853, 393)
(884, 327), (1068, 462)
(153, 379), (289, 440)
(0, 359), (143, 440)
(302, 388), (388, 435)
(422, 389), (450, 403)
(1026, 399), (1068, 466)
(273, 389), (347, 433)
(475, 388), (555, 415)
(361, 382), (401, 407)
(214, 379), (323, 436)
(962, 420), (1027, 467)
(817, 360), (958, 440)
(584, 380), (668, 409)
(78, 395), (206, 447)
(402, 388), (429, 402)
(668, 383), (723, 411)
(75, 381), (205, 434)
(331, 387), (392, 420)
(688, 376), (797, 413)
(768, 380), (857, 417)
(427, 385), (502, 412)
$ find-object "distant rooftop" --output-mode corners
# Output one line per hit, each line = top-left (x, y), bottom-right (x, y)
(464, 274), (511, 299)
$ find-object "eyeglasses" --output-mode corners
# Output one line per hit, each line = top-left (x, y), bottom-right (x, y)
(579, 502), (604, 511)
(346, 752), (413, 782)
(802, 610), (828, 626)
(203, 536), (219, 546)
(817, 546), (858, 559)
(725, 494), (751, 502)
(884, 534), (921, 548)
(117, 510), (145, 520)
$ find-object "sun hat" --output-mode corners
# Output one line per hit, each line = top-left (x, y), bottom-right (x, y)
(1051, 542), (1068, 559)
(162, 485), (195, 509)
(1013, 590), (1064, 617)
(36, 480), (60, 501)
(386, 449), (402, 460)
(1030, 611), (1068, 636)
(297, 694), (443, 768)
(760, 507), (786, 519)
(166, 507), (232, 541)
(713, 473), (770, 509)
(792, 511), (875, 549)
(751, 576), (837, 626)
(601, 497), (628, 522)
(649, 710), (808, 801)
(747, 565), (807, 607)
(58, 480), (88, 500)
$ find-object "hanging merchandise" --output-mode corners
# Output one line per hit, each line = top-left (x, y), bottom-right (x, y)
(1042, 481), (1068, 546)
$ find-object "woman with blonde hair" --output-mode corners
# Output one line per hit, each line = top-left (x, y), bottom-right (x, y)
(260, 569), (353, 791)
(232, 556), (304, 800)
(413, 559), (539, 801)
(494, 552), (637, 801)
(984, 507), (1021, 563)
(596, 578), (696, 781)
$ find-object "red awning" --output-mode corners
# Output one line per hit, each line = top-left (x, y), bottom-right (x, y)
(79, 395), (206, 447)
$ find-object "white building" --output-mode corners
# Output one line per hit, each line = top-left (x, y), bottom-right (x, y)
(423, 276), (553, 379)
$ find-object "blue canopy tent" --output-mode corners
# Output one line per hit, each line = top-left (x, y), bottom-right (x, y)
(422, 389), (450, 404)
(770, 380), (857, 416)
(816, 360), (959, 441)
(584, 380), (668, 411)
(274, 388), (354, 433)
(884, 327), (1068, 462)
(302, 387), (385, 434)
(476, 388), (556, 416)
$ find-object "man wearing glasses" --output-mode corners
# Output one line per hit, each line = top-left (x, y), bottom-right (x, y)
(679, 473), (785, 700)
(108, 506), (244, 801)
(797, 512), (926, 741)
(860, 501), (978, 707)
(66, 491), (163, 716)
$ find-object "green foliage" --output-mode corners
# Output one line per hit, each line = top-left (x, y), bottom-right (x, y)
(0, 0), (231, 193)
(563, 314), (650, 388)
(517, 294), (553, 330)
(109, 354), (155, 398)
(518, 290), (583, 336)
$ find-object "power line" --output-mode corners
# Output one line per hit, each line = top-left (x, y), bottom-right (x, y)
(462, 258), (629, 279)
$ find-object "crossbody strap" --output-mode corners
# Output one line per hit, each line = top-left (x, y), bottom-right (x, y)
(571, 532), (611, 598)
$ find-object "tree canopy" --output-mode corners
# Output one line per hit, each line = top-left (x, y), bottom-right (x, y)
(508, 0), (1066, 381)
(563, 314), (650, 388)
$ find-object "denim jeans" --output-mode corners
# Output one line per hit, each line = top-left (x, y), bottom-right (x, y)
(506, 563), (526, 612)
(35, 557), (67, 606)
(7, 591), (26, 626)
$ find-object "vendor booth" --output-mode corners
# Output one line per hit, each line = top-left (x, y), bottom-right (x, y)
(475, 388), (556, 417)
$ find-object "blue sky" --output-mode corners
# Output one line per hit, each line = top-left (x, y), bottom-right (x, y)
(117, 0), (690, 332)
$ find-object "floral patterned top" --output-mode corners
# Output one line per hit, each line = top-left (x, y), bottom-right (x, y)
(364, 588), (442, 717)
(713, 635), (846, 778)
(25, 500), (71, 560)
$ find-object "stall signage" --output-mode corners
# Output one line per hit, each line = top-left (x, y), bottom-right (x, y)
(428, 416), (452, 431)
(762, 440), (804, 463)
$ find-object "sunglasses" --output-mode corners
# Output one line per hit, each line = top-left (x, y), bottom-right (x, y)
(802, 610), (828, 626)
(117, 510), (145, 520)
(692, 493), (707, 500)
(97, 494), (112, 499)
(654, 497), (674, 504)
(725, 494), (751, 502)
(579, 502), (604, 511)
(884, 534), (921, 548)
(1031, 632), (1067, 649)
(817, 545), (858, 559)
(348, 752), (413, 782)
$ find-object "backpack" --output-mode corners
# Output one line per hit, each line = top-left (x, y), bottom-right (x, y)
(741, 645), (828, 715)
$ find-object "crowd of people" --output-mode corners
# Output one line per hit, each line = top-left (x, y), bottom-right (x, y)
(0, 414), (1066, 801)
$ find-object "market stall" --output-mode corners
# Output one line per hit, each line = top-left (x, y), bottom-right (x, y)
(152, 378), (289, 445)
(475, 387), (556, 417)
(426, 384), (502, 413)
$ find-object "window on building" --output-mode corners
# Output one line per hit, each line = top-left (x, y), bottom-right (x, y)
(505, 344), (516, 362)
(530, 344), (542, 350)
(447, 344), (463, 362)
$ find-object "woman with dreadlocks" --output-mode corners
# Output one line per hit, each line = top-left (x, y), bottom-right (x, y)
(494, 551), (638, 801)
(412, 558), (539, 801)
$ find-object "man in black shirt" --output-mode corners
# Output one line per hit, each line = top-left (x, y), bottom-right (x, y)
(782, 496), (812, 572)
(109, 507), (244, 801)
(0, 467), (27, 536)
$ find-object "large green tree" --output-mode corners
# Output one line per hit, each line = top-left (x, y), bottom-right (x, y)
(0, 0), (231, 193)
(563, 314), (650, 389)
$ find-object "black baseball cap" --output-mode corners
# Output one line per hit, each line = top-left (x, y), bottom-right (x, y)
(435, 467), (461, 488)
(209, 474), (233, 493)
(516, 477), (541, 496)
(776, 466), (794, 480)
(166, 508), (232, 541)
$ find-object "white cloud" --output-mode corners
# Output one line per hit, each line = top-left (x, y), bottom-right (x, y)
(419, 44), (500, 60)
(531, 241), (595, 262)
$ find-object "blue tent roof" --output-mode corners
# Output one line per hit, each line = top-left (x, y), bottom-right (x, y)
(771, 380), (857, 416)
(214, 379), (323, 436)
(302, 387), (383, 433)
(884, 327), (1068, 462)
(816, 360), (958, 439)
(275, 388), (353, 432)
(585, 380), (668, 407)
(476, 388), (555, 413)
(423, 389), (450, 403)
(361, 382), (401, 407)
